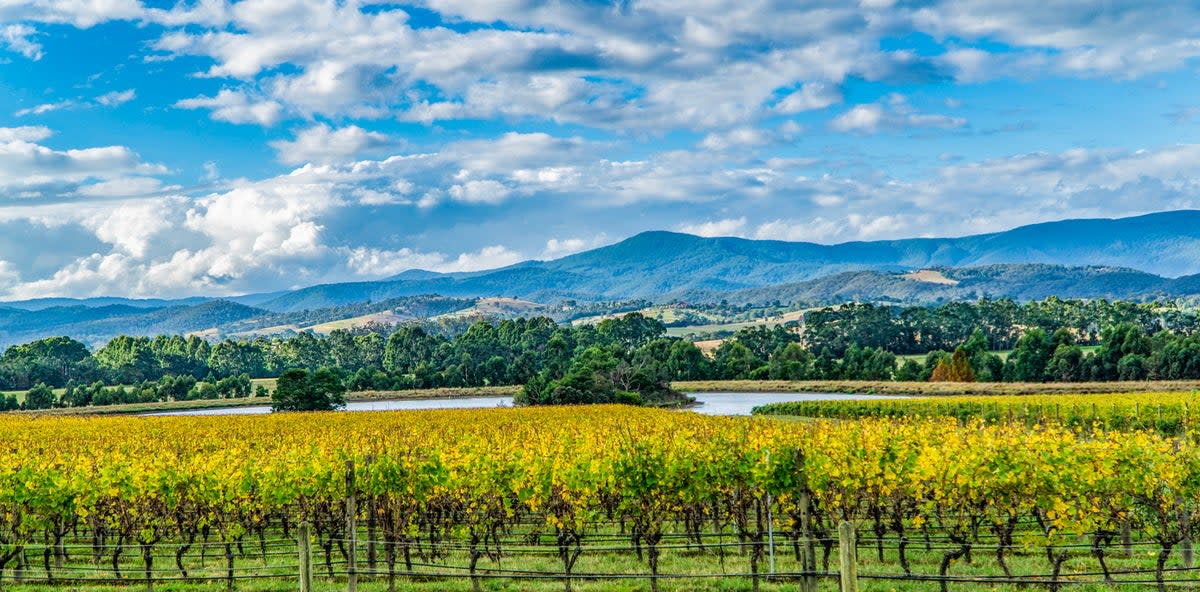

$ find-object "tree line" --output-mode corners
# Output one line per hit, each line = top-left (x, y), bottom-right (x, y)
(6, 297), (1200, 410)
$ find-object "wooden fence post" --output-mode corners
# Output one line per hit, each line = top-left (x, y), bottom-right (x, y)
(299, 522), (313, 592)
(838, 521), (858, 592)
(346, 459), (358, 592)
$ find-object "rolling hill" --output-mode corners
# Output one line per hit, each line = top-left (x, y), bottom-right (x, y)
(713, 264), (1181, 306)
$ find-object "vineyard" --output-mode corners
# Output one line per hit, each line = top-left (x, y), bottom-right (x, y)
(752, 391), (1200, 433)
(1, 407), (1200, 591)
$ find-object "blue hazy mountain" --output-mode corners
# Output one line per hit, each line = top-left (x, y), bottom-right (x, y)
(259, 210), (1200, 310)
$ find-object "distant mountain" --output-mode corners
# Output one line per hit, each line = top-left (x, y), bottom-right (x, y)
(2, 297), (211, 311)
(0, 301), (268, 348)
(257, 211), (1200, 310)
(0, 296), (478, 349)
(713, 264), (1180, 306)
(5, 210), (1200, 346)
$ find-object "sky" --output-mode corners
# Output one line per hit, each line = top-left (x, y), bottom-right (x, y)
(1, 1), (1200, 299)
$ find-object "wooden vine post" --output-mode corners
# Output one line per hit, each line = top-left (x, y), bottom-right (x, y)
(298, 522), (314, 592)
(838, 521), (858, 592)
(346, 459), (358, 592)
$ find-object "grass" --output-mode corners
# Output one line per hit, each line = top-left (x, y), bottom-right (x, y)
(0, 520), (1190, 592)
(665, 312), (803, 338)
(672, 379), (1200, 396)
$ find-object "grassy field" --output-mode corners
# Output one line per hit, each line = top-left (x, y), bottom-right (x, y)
(673, 379), (1200, 396)
(665, 311), (804, 338)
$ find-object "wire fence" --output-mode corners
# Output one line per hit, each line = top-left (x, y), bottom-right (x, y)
(2, 523), (1199, 591)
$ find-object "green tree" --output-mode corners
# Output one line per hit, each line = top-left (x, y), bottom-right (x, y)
(271, 368), (347, 412)
(1003, 328), (1056, 382)
(713, 341), (760, 379)
(666, 340), (711, 381)
(768, 343), (811, 380)
(23, 383), (55, 410)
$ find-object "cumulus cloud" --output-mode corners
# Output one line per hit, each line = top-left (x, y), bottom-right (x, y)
(678, 218), (748, 238)
(0, 126), (52, 142)
(1, 24), (42, 60)
(175, 89), (283, 126)
(775, 82), (842, 113)
(270, 124), (392, 165)
(95, 89), (136, 107)
(830, 95), (966, 134)
(3, 137), (1200, 298)
(0, 0), (142, 28)
(0, 129), (166, 198)
(540, 235), (609, 259)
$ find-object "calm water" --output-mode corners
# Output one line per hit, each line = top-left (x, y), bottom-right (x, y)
(142, 392), (904, 417)
(687, 391), (907, 415)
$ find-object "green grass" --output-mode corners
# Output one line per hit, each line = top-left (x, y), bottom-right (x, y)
(0, 521), (1190, 592)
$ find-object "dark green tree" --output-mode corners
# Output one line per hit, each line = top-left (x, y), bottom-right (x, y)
(271, 368), (347, 411)
(23, 383), (55, 410)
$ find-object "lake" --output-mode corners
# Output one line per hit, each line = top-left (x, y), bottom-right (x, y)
(142, 391), (905, 417)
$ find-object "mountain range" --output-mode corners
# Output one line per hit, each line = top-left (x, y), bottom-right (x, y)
(3, 210), (1200, 346)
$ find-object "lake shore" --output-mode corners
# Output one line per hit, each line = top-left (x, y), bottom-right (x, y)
(25, 385), (522, 416)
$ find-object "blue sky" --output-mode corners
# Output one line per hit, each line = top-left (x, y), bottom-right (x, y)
(1, 1), (1200, 298)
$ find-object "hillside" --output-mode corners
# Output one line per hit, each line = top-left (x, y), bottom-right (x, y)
(714, 264), (1177, 306)
(0, 301), (269, 348)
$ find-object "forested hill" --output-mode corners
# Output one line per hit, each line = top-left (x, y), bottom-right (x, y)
(713, 264), (1188, 306)
(255, 210), (1200, 309)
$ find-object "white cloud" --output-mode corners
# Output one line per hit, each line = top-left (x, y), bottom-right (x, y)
(345, 244), (524, 277)
(16, 100), (74, 117)
(14, 91), (136, 117)
(678, 217), (748, 237)
(0, 0), (143, 28)
(1, 24), (41, 60)
(448, 179), (513, 205)
(0, 131), (165, 196)
(830, 95), (967, 134)
(74, 177), (164, 198)
(540, 235), (609, 259)
(175, 89), (283, 126)
(700, 128), (774, 151)
(95, 89), (136, 107)
(444, 245), (523, 272)
(345, 247), (449, 277)
(913, 1), (1200, 79)
(775, 82), (842, 113)
(270, 124), (392, 165)
(0, 126), (51, 142)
